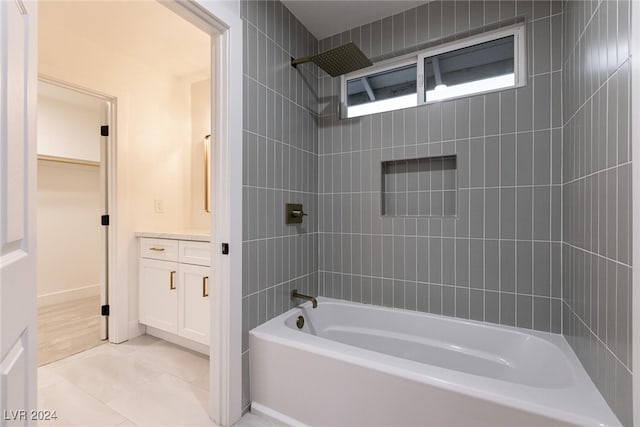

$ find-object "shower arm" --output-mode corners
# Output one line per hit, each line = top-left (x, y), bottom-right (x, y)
(291, 56), (312, 67)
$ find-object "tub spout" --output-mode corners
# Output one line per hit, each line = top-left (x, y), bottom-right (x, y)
(291, 290), (318, 308)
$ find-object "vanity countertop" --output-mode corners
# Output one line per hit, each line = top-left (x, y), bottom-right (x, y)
(135, 230), (210, 242)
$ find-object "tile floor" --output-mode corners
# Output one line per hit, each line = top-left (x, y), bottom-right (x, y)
(37, 335), (274, 427)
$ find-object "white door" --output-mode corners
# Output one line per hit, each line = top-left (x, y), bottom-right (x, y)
(0, 0), (38, 422)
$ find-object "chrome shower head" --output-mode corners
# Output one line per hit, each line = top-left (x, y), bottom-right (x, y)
(291, 42), (373, 77)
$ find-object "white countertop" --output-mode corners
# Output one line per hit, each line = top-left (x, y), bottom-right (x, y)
(135, 230), (210, 242)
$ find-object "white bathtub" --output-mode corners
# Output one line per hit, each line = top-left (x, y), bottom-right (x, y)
(249, 297), (621, 427)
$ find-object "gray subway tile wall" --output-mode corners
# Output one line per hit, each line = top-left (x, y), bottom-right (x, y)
(240, 0), (319, 412)
(318, 0), (563, 339)
(562, 1), (632, 425)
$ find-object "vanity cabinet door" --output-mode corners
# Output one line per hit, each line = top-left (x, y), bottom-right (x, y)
(139, 258), (179, 334)
(178, 264), (210, 345)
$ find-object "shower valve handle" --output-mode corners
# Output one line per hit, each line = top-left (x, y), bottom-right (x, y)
(291, 209), (308, 218)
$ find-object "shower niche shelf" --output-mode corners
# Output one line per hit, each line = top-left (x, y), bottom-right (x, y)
(381, 155), (457, 217)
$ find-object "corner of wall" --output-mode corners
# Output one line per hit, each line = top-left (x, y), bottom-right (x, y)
(629, 1), (639, 425)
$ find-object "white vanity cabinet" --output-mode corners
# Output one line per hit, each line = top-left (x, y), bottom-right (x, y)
(138, 236), (210, 346)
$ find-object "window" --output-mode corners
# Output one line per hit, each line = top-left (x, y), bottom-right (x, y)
(341, 23), (526, 119)
(345, 62), (417, 118)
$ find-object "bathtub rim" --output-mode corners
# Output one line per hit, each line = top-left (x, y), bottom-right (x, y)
(250, 297), (621, 427)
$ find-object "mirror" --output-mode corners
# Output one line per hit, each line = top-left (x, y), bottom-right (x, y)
(204, 134), (211, 213)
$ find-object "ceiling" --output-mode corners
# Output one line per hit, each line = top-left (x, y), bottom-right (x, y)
(281, 0), (428, 40)
(39, 1), (212, 79)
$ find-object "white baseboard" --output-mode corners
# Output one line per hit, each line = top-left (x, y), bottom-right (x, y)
(38, 284), (100, 307)
(126, 321), (146, 341)
(145, 326), (209, 356)
(250, 402), (306, 427)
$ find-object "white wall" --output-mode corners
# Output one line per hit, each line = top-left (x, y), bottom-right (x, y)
(37, 160), (101, 304)
(190, 78), (212, 230)
(39, 22), (193, 334)
(37, 93), (101, 162)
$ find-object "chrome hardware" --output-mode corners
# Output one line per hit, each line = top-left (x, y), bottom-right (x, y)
(291, 289), (317, 309)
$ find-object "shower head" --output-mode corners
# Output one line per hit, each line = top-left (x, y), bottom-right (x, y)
(291, 42), (373, 77)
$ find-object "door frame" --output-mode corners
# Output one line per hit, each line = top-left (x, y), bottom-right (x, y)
(162, 1), (243, 425)
(37, 76), (117, 342)
(39, 1), (243, 423)
(631, 2), (639, 425)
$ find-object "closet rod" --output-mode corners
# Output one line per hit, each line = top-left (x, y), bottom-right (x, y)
(38, 154), (100, 167)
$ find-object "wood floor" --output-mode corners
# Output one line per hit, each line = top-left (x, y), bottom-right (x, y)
(38, 295), (103, 366)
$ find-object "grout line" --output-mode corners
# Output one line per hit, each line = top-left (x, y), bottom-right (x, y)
(244, 130), (319, 158)
(243, 271), (317, 300)
(467, 90), (471, 319)
(563, 57), (629, 127)
(530, 21), (537, 330)
(317, 271), (563, 302)
(561, 0), (600, 71)
(565, 241), (632, 270)
(514, 80), (519, 325)
(564, 301), (632, 375)
(482, 95), (487, 321)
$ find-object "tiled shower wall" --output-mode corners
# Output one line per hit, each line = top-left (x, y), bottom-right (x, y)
(317, 1), (564, 332)
(561, 1), (633, 425)
(240, 0), (319, 411)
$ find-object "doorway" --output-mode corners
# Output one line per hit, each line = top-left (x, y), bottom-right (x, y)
(36, 80), (113, 366)
(36, 0), (233, 421)
(37, 0), (214, 337)
(1, 0), (241, 424)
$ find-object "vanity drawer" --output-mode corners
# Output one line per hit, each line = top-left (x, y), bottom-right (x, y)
(140, 238), (179, 261)
(179, 241), (211, 266)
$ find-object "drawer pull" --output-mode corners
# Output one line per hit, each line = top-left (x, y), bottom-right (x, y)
(202, 276), (209, 297)
(149, 247), (166, 252)
(170, 271), (176, 290)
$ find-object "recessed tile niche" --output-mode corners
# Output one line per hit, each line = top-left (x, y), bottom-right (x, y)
(381, 155), (457, 217)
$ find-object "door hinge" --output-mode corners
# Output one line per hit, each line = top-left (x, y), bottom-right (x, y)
(100, 125), (109, 136)
(101, 215), (109, 226)
(221, 243), (229, 255)
(101, 305), (110, 316)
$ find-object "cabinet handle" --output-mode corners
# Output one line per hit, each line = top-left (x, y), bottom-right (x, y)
(202, 276), (209, 297)
(149, 247), (165, 252)
(170, 271), (176, 290)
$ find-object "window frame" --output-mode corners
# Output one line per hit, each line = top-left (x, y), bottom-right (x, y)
(340, 22), (527, 119)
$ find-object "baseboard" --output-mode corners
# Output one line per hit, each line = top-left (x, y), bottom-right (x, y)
(127, 321), (146, 341)
(145, 326), (209, 356)
(37, 284), (100, 307)
(250, 402), (307, 427)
